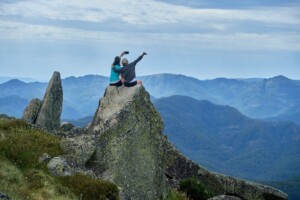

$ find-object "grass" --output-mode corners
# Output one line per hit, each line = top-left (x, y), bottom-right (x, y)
(179, 177), (214, 200)
(165, 189), (189, 200)
(0, 119), (119, 200)
(58, 174), (119, 200)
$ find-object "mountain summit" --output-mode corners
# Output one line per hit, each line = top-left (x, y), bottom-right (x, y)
(88, 85), (168, 199)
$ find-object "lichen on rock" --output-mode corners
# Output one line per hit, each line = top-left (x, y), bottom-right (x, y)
(35, 71), (63, 131)
(89, 85), (168, 200)
(22, 98), (42, 124)
(163, 138), (288, 200)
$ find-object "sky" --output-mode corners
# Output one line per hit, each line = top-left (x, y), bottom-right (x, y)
(0, 0), (300, 80)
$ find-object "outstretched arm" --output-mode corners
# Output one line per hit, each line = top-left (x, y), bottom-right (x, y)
(120, 51), (126, 57)
(132, 52), (147, 65)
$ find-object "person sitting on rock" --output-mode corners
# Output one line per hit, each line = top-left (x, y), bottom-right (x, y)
(112, 52), (147, 87)
(109, 51), (126, 87)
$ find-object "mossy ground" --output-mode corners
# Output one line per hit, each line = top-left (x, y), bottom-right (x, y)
(0, 119), (119, 200)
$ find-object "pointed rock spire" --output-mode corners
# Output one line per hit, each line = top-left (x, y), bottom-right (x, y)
(35, 71), (63, 131)
(89, 85), (168, 200)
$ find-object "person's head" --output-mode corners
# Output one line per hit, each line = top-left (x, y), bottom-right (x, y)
(113, 56), (121, 66)
(122, 58), (128, 66)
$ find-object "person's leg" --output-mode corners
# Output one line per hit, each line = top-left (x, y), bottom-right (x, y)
(110, 80), (123, 87)
(124, 81), (137, 87)
(116, 80), (123, 87)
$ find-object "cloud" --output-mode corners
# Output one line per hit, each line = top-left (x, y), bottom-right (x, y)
(0, 0), (299, 52)
(1, 0), (299, 26)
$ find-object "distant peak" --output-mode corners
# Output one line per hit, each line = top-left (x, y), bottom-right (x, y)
(269, 75), (290, 81)
(2, 79), (26, 86)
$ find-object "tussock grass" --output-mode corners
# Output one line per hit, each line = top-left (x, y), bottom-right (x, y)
(58, 174), (119, 200)
(0, 119), (62, 171)
(0, 119), (119, 200)
(166, 189), (189, 200)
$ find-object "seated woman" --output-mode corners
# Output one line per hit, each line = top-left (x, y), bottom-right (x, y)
(109, 52), (125, 87)
(112, 52), (147, 87)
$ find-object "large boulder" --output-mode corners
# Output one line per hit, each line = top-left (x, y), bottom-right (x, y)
(163, 138), (288, 200)
(60, 134), (96, 167)
(22, 98), (42, 124)
(89, 85), (168, 200)
(35, 71), (63, 131)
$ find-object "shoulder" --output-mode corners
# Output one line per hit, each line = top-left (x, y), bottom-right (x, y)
(114, 64), (121, 69)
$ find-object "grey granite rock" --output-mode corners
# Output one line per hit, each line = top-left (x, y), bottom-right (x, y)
(163, 138), (288, 200)
(60, 122), (75, 132)
(35, 71), (63, 131)
(22, 98), (42, 124)
(60, 134), (96, 167)
(89, 85), (168, 200)
(208, 195), (241, 200)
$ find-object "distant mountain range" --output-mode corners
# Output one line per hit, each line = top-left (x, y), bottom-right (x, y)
(141, 74), (300, 124)
(153, 95), (300, 181)
(0, 74), (299, 124)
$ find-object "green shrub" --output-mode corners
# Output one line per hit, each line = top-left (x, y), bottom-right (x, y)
(0, 121), (62, 170)
(179, 177), (213, 200)
(166, 188), (189, 200)
(58, 173), (119, 200)
(0, 119), (30, 130)
(0, 119), (119, 200)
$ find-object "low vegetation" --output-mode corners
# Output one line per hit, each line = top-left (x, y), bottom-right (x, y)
(179, 177), (214, 200)
(165, 189), (189, 200)
(0, 118), (119, 200)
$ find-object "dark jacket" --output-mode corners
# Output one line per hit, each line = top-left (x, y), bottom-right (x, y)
(113, 55), (144, 83)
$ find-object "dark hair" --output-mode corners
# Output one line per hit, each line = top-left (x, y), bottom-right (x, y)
(113, 56), (121, 66)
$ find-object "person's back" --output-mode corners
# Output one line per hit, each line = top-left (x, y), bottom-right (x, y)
(110, 64), (121, 83)
(113, 52), (147, 87)
(109, 55), (123, 87)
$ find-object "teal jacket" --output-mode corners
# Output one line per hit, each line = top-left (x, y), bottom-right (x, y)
(110, 65), (121, 83)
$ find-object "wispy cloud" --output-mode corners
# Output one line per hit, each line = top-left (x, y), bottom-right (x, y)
(1, 0), (299, 25)
(0, 0), (299, 52)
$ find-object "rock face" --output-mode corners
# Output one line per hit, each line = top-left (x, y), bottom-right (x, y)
(60, 134), (96, 167)
(34, 71), (63, 131)
(163, 138), (288, 200)
(22, 98), (42, 124)
(89, 85), (167, 200)
(208, 195), (241, 200)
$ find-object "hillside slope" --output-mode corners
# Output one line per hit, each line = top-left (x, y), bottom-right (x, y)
(153, 95), (300, 181)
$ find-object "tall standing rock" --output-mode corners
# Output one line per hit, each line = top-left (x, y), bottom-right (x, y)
(89, 85), (167, 200)
(35, 71), (63, 131)
(22, 98), (42, 124)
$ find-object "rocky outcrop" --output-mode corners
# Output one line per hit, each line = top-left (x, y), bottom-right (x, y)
(47, 156), (95, 177)
(164, 138), (288, 200)
(88, 85), (168, 200)
(22, 72), (63, 131)
(35, 71), (63, 131)
(60, 134), (96, 167)
(60, 122), (75, 132)
(208, 195), (241, 200)
(37, 80), (287, 200)
(22, 98), (42, 124)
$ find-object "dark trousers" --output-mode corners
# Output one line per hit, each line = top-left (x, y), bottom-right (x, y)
(124, 81), (137, 87)
(109, 80), (123, 87)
